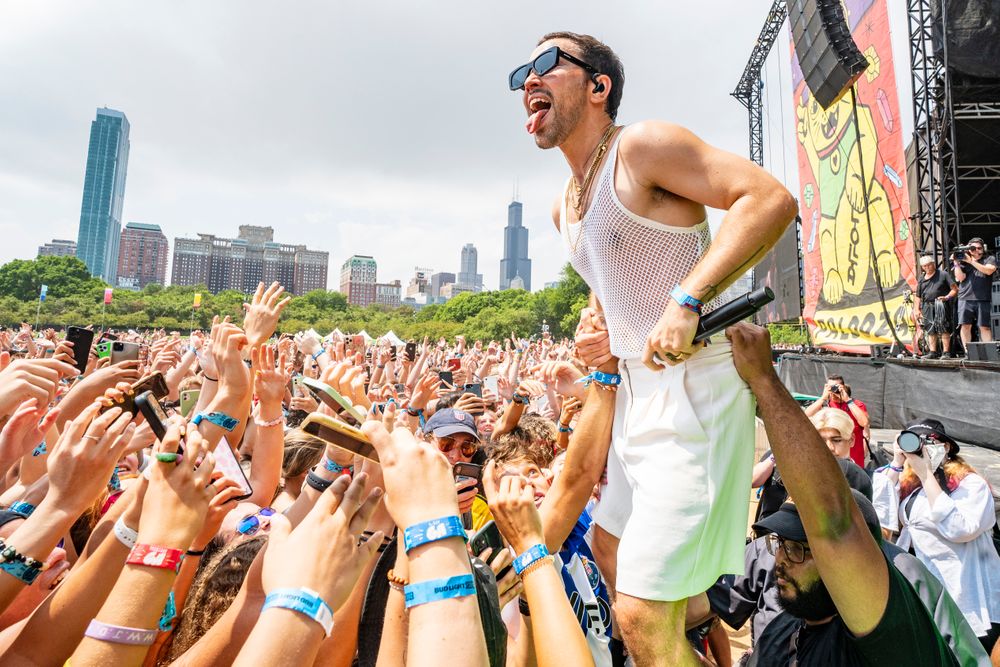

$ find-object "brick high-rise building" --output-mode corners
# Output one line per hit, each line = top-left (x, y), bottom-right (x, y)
(171, 225), (328, 294)
(375, 280), (402, 308)
(339, 255), (377, 306)
(37, 239), (78, 258)
(116, 222), (168, 290)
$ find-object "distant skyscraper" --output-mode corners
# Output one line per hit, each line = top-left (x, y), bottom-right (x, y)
(340, 255), (378, 306)
(76, 108), (130, 282)
(171, 225), (328, 295)
(499, 200), (531, 291)
(375, 280), (402, 308)
(430, 272), (456, 300)
(38, 239), (78, 258)
(117, 223), (168, 289)
(458, 243), (483, 291)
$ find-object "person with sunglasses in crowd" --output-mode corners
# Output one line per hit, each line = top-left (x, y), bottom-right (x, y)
(421, 407), (493, 531)
(952, 238), (997, 349)
(725, 322), (959, 666)
(509, 30), (797, 665)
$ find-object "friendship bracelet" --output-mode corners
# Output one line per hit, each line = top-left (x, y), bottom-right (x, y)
(84, 620), (157, 646)
(404, 574), (476, 608)
(0, 541), (47, 572)
(9, 501), (35, 516)
(127, 544), (184, 571)
(519, 554), (555, 578)
(113, 516), (139, 549)
(670, 285), (704, 315)
(254, 413), (284, 428)
(306, 469), (334, 492)
(402, 516), (467, 553)
(387, 568), (409, 593)
(263, 587), (334, 636)
(512, 544), (550, 575)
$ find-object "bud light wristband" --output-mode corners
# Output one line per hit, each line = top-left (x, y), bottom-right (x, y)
(404, 574), (476, 609)
(402, 515), (467, 553)
(262, 587), (334, 636)
(84, 620), (157, 646)
(513, 544), (550, 575)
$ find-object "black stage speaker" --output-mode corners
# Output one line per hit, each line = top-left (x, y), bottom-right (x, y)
(966, 341), (1000, 362)
(787, 0), (870, 108)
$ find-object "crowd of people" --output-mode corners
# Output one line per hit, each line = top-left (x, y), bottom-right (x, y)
(0, 279), (993, 666)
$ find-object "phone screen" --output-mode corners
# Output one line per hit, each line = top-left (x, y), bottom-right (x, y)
(214, 437), (253, 500)
(438, 371), (454, 387)
(66, 326), (95, 374)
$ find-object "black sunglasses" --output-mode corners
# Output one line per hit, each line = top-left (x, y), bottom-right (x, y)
(509, 46), (600, 91)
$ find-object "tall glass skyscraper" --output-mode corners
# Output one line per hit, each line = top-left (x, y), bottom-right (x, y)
(458, 243), (483, 291)
(499, 200), (531, 291)
(76, 108), (130, 282)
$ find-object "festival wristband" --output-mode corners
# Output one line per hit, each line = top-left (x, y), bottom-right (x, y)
(9, 501), (34, 516)
(312, 349), (326, 361)
(263, 587), (334, 636)
(402, 516), (467, 553)
(558, 425), (573, 433)
(192, 411), (239, 432)
(322, 457), (352, 475)
(113, 516), (139, 549)
(127, 544), (184, 571)
(670, 285), (704, 314)
(513, 544), (550, 575)
(0, 560), (42, 585)
(577, 370), (621, 387)
(404, 574), (476, 609)
(84, 620), (157, 646)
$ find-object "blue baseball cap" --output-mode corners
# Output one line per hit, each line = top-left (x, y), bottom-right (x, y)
(422, 408), (480, 440)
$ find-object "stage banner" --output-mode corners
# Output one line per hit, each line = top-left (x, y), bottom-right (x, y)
(791, 0), (918, 352)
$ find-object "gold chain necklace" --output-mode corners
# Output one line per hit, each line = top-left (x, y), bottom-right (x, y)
(568, 123), (618, 252)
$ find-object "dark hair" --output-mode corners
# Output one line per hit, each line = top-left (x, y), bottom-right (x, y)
(538, 31), (625, 122)
(827, 375), (845, 384)
(489, 425), (555, 470)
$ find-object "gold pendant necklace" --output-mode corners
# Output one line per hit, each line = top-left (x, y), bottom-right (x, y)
(568, 123), (618, 253)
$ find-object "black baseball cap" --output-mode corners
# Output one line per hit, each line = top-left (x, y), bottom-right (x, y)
(753, 490), (880, 543)
(904, 418), (958, 454)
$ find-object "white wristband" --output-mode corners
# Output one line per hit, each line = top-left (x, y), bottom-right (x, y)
(113, 516), (139, 549)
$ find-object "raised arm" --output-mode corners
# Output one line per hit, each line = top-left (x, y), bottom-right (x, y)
(726, 322), (888, 637)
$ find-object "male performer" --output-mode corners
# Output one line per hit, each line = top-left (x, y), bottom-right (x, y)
(510, 32), (797, 665)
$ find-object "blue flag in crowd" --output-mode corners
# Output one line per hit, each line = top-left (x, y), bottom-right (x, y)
(39, 284), (47, 302)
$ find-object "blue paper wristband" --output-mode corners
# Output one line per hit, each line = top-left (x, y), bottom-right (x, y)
(576, 371), (621, 387)
(262, 587), (334, 636)
(402, 516), (467, 553)
(670, 285), (703, 314)
(404, 574), (476, 608)
(0, 560), (41, 585)
(513, 544), (550, 575)
(9, 502), (34, 517)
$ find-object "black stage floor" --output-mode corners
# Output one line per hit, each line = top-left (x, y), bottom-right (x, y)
(777, 353), (1000, 452)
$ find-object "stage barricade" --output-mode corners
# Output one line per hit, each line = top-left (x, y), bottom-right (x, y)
(777, 354), (1000, 452)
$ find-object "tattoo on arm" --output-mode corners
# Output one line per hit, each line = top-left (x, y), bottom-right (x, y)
(697, 245), (767, 302)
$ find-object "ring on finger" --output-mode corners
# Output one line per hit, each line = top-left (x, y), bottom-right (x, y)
(82, 434), (101, 441)
(156, 452), (182, 464)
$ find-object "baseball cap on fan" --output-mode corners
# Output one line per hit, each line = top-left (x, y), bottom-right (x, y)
(422, 408), (480, 440)
(905, 418), (959, 454)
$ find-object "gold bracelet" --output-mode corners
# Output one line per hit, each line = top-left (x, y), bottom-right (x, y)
(518, 555), (555, 578)
(387, 568), (409, 593)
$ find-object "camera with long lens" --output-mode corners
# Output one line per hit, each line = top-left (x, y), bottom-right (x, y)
(897, 430), (927, 454)
(951, 244), (974, 262)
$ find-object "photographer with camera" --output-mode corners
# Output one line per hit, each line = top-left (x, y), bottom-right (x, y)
(805, 375), (869, 468)
(873, 420), (1000, 655)
(952, 238), (996, 348)
(915, 255), (958, 358)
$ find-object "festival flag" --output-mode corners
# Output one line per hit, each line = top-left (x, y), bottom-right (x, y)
(193, 293), (202, 309)
(39, 284), (48, 302)
(103, 288), (113, 305)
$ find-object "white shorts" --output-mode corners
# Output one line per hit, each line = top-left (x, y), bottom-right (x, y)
(591, 341), (755, 602)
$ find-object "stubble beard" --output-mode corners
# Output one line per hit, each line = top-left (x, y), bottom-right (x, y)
(533, 88), (586, 150)
(776, 573), (838, 622)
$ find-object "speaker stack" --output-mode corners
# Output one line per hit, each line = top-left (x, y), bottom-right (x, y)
(787, 0), (869, 109)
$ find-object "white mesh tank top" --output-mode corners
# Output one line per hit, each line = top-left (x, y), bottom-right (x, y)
(561, 129), (720, 360)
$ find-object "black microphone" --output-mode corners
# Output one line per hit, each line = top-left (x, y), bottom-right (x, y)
(693, 286), (775, 343)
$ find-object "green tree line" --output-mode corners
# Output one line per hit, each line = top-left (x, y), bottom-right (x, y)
(0, 256), (591, 341)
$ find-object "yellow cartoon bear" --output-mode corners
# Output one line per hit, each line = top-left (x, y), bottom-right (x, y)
(797, 91), (899, 305)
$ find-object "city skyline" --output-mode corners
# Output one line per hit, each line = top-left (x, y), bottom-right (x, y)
(500, 200), (531, 291)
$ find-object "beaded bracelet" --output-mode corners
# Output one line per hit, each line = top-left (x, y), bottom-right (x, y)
(402, 516), (467, 553)
(84, 620), (157, 646)
(0, 540), (48, 574)
(262, 587), (334, 636)
(512, 544), (550, 575)
(254, 413), (284, 428)
(387, 569), (408, 593)
(404, 574), (476, 608)
(519, 554), (555, 578)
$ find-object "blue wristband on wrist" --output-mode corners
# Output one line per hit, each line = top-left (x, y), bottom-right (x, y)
(576, 371), (622, 387)
(0, 560), (41, 585)
(322, 457), (353, 476)
(513, 544), (550, 575)
(670, 285), (704, 314)
(9, 502), (34, 517)
(404, 574), (476, 608)
(312, 349), (326, 361)
(192, 411), (239, 432)
(262, 587), (334, 636)
(402, 516), (467, 553)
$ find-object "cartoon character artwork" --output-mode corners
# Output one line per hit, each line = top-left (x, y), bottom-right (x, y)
(796, 91), (900, 306)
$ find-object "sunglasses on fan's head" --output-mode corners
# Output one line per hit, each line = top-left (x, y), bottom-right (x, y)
(237, 507), (275, 536)
(509, 46), (601, 91)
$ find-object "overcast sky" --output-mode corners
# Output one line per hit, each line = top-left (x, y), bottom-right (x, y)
(0, 0), (913, 291)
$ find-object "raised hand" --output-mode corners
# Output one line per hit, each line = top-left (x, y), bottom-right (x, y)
(453, 393), (486, 416)
(260, 473), (383, 611)
(243, 282), (292, 348)
(531, 361), (586, 399)
(0, 357), (78, 418)
(559, 396), (583, 427)
(137, 424), (217, 550)
(479, 546), (523, 608)
(211, 320), (251, 398)
(191, 477), (245, 551)
(482, 461), (545, 554)
(0, 399), (59, 471)
(251, 345), (288, 405)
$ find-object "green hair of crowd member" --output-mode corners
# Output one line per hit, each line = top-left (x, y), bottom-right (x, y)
(489, 424), (555, 470)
